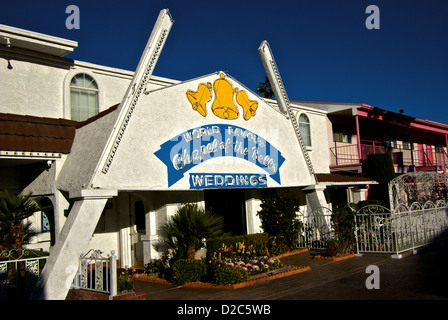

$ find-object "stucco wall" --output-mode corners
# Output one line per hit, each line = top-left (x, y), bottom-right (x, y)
(87, 73), (323, 191)
(0, 55), (177, 120)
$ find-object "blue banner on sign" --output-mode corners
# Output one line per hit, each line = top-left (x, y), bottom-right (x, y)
(154, 124), (285, 187)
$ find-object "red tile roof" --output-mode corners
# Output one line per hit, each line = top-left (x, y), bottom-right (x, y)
(0, 113), (77, 154)
(0, 105), (119, 155)
(316, 173), (376, 184)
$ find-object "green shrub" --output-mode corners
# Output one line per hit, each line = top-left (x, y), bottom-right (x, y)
(210, 263), (249, 285)
(266, 235), (289, 256)
(170, 259), (207, 285)
(257, 189), (302, 250)
(144, 257), (172, 280)
(328, 203), (356, 256)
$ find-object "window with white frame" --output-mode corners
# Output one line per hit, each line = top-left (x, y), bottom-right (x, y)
(298, 113), (311, 147)
(70, 73), (99, 121)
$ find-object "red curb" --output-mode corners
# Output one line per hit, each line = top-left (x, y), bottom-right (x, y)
(313, 252), (355, 261)
(271, 248), (309, 259)
(137, 276), (172, 285)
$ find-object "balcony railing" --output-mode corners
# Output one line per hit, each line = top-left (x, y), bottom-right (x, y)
(330, 140), (448, 173)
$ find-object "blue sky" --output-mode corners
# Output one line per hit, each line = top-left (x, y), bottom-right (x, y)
(2, 0), (448, 125)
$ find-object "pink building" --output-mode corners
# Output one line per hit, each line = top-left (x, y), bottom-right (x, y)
(304, 102), (448, 175)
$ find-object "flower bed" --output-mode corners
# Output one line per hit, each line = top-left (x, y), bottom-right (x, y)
(183, 265), (310, 289)
(217, 256), (283, 275)
(118, 268), (140, 293)
(137, 264), (310, 290)
(139, 244), (311, 289)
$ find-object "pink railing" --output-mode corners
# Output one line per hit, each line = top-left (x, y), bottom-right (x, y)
(330, 140), (448, 173)
(329, 143), (359, 166)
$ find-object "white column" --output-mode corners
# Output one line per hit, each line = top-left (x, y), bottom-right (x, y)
(30, 189), (117, 300)
(141, 194), (159, 263)
(304, 184), (328, 212)
(245, 189), (263, 234)
(118, 193), (132, 268)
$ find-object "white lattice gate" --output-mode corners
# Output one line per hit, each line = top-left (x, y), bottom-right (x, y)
(72, 249), (117, 299)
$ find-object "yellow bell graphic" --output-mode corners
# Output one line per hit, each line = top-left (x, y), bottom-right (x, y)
(235, 88), (258, 121)
(186, 82), (212, 117)
(212, 73), (239, 120)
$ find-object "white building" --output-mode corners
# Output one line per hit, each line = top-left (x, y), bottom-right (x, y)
(0, 12), (374, 299)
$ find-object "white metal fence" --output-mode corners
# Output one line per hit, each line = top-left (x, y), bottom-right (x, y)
(297, 207), (334, 250)
(0, 249), (49, 300)
(72, 249), (117, 299)
(297, 201), (448, 258)
(354, 201), (448, 258)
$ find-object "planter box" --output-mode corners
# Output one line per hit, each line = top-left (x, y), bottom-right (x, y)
(136, 249), (311, 290)
(137, 265), (310, 290)
(184, 265), (311, 289)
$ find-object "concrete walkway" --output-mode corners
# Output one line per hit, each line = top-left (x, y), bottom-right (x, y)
(135, 244), (448, 300)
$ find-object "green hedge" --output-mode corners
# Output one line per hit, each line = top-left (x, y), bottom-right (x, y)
(209, 263), (249, 285)
(170, 259), (207, 285)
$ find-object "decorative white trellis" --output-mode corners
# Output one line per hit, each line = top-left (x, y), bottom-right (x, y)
(388, 172), (448, 212)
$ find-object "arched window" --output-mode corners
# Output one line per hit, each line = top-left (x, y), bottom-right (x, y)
(70, 73), (99, 121)
(40, 197), (55, 246)
(298, 113), (311, 147)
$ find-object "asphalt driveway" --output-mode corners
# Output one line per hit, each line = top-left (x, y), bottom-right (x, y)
(135, 244), (448, 300)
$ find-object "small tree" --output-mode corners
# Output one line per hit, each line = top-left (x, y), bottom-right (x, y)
(257, 189), (302, 252)
(327, 203), (356, 257)
(0, 190), (41, 298)
(0, 190), (41, 253)
(157, 203), (224, 259)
